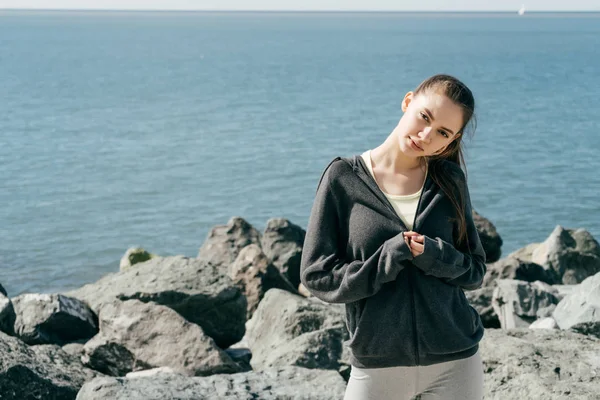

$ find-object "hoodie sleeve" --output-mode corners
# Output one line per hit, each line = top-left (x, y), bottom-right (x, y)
(300, 160), (413, 304)
(410, 175), (486, 291)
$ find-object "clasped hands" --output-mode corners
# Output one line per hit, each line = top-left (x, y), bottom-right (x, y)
(403, 231), (425, 258)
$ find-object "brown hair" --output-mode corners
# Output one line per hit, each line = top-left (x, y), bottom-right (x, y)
(414, 74), (476, 247)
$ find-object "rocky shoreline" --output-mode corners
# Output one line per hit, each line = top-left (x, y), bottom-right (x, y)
(1, 214), (599, 399)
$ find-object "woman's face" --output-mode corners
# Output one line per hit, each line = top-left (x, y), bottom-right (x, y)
(396, 90), (464, 158)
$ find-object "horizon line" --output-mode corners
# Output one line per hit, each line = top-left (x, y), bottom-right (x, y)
(2, 9), (600, 13)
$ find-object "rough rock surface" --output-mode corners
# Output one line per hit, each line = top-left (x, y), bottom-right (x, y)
(483, 257), (554, 287)
(243, 289), (347, 371)
(229, 244), (298, 319)
(473, 210), (503, 263)
(65, 256), (247, 348)
(492, 279), (559, 329)
(81, 300), (240, 377)
(531, 226), (600, 284)
(0, 331), (101, 400)
(76, 366), (347, 400)
(553, 272), (600, 338)
(0, 290), (15, 335)
(481, 329), (600, 400)
(261, 218), (306, 288)
(11, 293), (97, 345)
(197, 217), (262, 273)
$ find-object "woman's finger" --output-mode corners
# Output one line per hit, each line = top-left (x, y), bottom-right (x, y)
(411, 235), (425, 244)
(403, 231), (420, 237)
(410, 240), (424, 256)
(411, 241), (424, 250)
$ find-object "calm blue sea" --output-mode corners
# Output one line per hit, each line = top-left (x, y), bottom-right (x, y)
(1, 11), (599, 296)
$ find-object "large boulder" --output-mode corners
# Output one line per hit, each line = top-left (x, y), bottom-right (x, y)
(261, 218), (305, 288)
(65, 256), (246, 348)
(76, 366), (347, 400)
(483, 257), (554, 287)
(473, 210), (503, 263)
(0, 331), (101, 400)
(197, 217), (262, 274)
(11, 293), (97, 345)
(553, 272), (600, 338)
(491, 280), (559, 329)
(530, 226), (600, 284)
(243, 289), (347, 372)
(82, 300), (240, 377)
(229, 244), (298, 319)
(481, 329), (600, 399)
(0, 290), (15, 335)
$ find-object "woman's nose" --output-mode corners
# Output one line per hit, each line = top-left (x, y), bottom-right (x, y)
(420, 127), (433, 142)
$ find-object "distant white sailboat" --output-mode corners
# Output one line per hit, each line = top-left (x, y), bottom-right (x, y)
(518, 4), (526, 15)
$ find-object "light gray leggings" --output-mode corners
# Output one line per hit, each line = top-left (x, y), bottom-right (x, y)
(344, 352), (483, 400)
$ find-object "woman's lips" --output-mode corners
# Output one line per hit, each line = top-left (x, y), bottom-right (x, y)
(410, 138), (424, 151)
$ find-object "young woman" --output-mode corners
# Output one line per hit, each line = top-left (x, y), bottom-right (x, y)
(300, 74), (486, 400)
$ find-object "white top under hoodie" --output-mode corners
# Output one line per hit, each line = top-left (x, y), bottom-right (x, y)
(361, 150), (425, 230)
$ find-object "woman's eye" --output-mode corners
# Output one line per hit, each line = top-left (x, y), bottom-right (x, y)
(439, 130), (449, 138)
(420, 112), (429, 122)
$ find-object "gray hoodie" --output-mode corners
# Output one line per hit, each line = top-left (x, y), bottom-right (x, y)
(300, 155), (486, 368)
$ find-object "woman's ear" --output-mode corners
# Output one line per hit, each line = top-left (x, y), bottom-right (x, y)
(401, 91), (414, 112)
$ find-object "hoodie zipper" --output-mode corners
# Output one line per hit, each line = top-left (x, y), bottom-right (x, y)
(410, 164), (428, 366)
(353, 154), (426, 365)
(409, 188), (425, 366)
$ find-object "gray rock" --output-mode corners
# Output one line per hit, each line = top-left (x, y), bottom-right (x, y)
(229, 244), (298, 319)
(82, 337), (144, 377)
(82, 300), (241, 377)
(531, 226), (600, 284)
(465, 286), (499, 328)
(0, 331), (101, 400)
(12, 293), (97, 345)
(552, 284), (578, 301)
(508, 242), (540, 261)
(481, 329), (600, 400)
(243, 289), (347, 371)
(65, 256), (247, 348)
(492, 280), (559, 329)
(197, 217), (262, 273)
(473, 210), (503, 263)
(0, 291), (15, 335)
(529, 317), (559, 330)
(76, 366), (347, 400)
(483, 257), (553, 287)
(119, 247), (155, 271)
(261, 218), (306, 288)
(125, 367), (184, 379)
(224, 347), (252, 372)
(62, 342), (85, 358)
(536, 304), (557, 319)
(553, 272), (600, 338)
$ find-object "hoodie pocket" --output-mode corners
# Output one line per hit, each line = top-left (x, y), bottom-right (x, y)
(416, 278), (484, 356)
(345, 281), (415, 360)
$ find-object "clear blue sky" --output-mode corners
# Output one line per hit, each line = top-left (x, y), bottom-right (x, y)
(1, 1), (598, 11)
